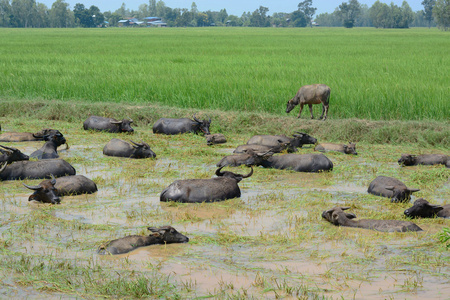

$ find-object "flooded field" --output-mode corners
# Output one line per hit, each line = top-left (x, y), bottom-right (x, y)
(0, 119), (449, 299)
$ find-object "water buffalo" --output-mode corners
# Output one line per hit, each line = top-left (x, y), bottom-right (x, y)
(258, 153), (333, 173)
(103, 139), (156, 159)
(247, 132), (317, 152)
(217, 149), (271, 167)
(0, 159), (76, 181)
(322, 207), (422, 232)
(152, 114), (211, 135)
(83, 116), (134, 133)
(404, 198), (450, 219)
(367, 176), (420, 203)
(205, 134), (227, 145)
(30, 131), (67, 160)
(98, 226), (189, 255)
(24, 175), (97, 204)
(0, 128), (63, 142)
(286, 84), (331, 120)
(160, 166), (253, 203)
(314, 142), (357, 155)
(398, 154), (450, 168)
(0, 145), (29, 164)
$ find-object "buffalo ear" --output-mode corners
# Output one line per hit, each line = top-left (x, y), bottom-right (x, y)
(385, 186), (395, 191)
(345, 212), (357, 219)
(28, 194), (37, 202)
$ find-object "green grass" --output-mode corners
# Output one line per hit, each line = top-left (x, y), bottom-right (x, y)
(0, 27), (448, 120)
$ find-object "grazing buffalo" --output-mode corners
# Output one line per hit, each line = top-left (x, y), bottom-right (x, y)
(103, 139), (156, 159)
(322, 207), (422, 232)
(83, 116), (134, 133)
(0, 159), (76, 181)
(404, 198), (450, 219)
(0, 128), (63, 142)
(247, 132), (317, 152)
(98, 226), (189, 255)
(217, 149), (271, 167)
(205, 134), (227, 145)
(30, 131), (67, 160)
(398, 154), (450, 168)
(160, 166), (253, 203)
(314, 142), (357, 155)
(367, 176), (420, 203)
(152, 114), (211, 135)
(258, 153), (333, 173)
(0, 145), (29, 164)
(286, 84), (331, 120)
(24, 175), (97, 204)
(234, 143), (288, 154)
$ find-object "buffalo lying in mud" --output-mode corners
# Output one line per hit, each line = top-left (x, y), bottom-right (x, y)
(24, 175), (97, 204)
(314, 142), (357, 155)
(0, 159), (76, 181)
(103, 139), (156, 159)
(322, 207), (422, 232)
(152, 114), (211, 135)
(0, 128), (63, 142)
(0, 145), (29, 164)
(83, 116), (134, 133)
(234, 143), (289, 154)
(286, 84), (331, 120)
(404, 198), (450, 219)
(30, 131), (67, 160)
(205, 134), (226, 145)
(367, 176), (420, 203)
(217, 149), (271, 167)
(160, 166), (253, 203)
(398, 154), (450, 168)
(247, 132), (317, 152)
(98, 226), (189, 255)
(258, 153), (333, 173)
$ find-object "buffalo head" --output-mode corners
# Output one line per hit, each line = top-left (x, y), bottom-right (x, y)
(398, 154), (416, 166)
(215, 165), (253, 183)
(23, 175), (61, 204)
(193, 114), (211, 135)
(321, 207), (357, 225)
(110, 119), (134, 133)
(286, 99), (296, 114)
(147, 226), (189, 244)
(385, 185), (420, 203)
(0, 145), (29, 163)
(130, 140), (156, 158)
(291, 132), (317, 148)
(404, 198), (443, 218)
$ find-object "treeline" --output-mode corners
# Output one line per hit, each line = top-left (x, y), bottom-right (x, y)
(0, 0), (446, 29)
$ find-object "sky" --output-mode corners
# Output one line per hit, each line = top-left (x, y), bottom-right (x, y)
(38, 0), (424, 16)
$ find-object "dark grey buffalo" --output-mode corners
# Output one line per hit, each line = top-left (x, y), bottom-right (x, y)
(398, 154), (450, 168)
(286, 84), (331, 120)
(314, 142), (357, 155)
(0, 145), (29, 164)
(0, 159), (76, 181)
(160, 166), (253, 203)
(0, 128), (63, 142)
(322, 207), (422, 232)
(206, 134), (227, 145)
(404, 198), (450, 219)
(103, 139), (156, 159)
(152, 114), (211, 135)
(258, 153), (333, 173)
(83, 116), (134, 133)
(367, 176), (420, 203)
(30, 131), (67, 160)
(217, 149), (271, 167)
(234, 142), (289, 154)
(98, 226), (189, 255)
(247, 132), (317, 152)
(24, 175), (98, 204)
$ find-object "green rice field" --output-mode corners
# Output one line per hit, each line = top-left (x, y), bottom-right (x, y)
(0, 27), (448, 120)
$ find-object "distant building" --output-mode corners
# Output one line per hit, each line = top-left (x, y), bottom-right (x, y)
(118, 18), (144, 27)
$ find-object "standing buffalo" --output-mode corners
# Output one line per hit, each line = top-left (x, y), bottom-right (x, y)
(98, 226), (189, 255)
(0, 128), (63, 142)
(404, 198), (450, 219)
(24, 175), (97, 204)
(322, 207), (422, 232)
(398, 154), (450, 168)
(103, 139), (156, 159)
(258, 153), (333, 173)
(160, 166), (253, 203)
(0, 159), (76, 181)
(367, 176), (420, 203)
(247, 132), (317, 152)
(152, 114), (211, 135)
(0, 145), (29, 164)
(286, 84), (331, 120)
(314, 142), (357, 155)
(205, 134), (227, 145)
(83, 116), (134, 133)
(30, 131), (67, 160)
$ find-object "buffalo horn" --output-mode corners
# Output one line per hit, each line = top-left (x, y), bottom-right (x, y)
(130, 140), (143, 147)
(0, 145), (18, 152)
(242, 166), (254, 178)
(215, 166), (225, 177)
(192, 113), (201, 123)
(129, 119), (133, 123)
(341, 207), (351, 210)
(23, 183), (43, 190)
(207, 115), (211, 123)
(0, 162), (7, 173)
(110, 120), (123, 124)
(50, 174), (56, 185)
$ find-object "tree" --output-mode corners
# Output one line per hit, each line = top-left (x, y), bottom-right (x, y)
(290, 10), (307, 27)
(89, 5), (104, 27)
(422, 0), (436, 27)
(297, 0), (316, 27)
(196, 12), (209, 26)
(11, 0), (37, 27)
(249, 6), (270, 27)
(433, 0), (449, 30)
(369, 0), (389, 28)
(217, 8), (228, 23)
(49, 0), (70, 27)
(399, 1), (414, 28)
(0, 0), (11, 27)
(315, 10), (341, 26)
(338, 0), (361, 28)
(34, 2), (49, 27)
(149, 0), (156, 16)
